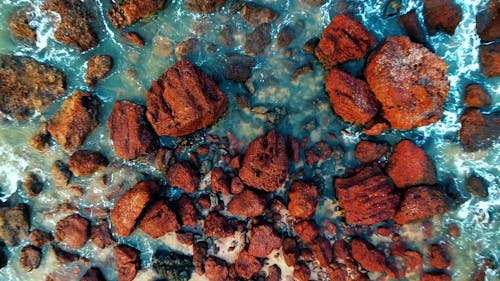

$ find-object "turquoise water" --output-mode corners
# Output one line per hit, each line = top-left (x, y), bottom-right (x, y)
(0, 0), (498, 280)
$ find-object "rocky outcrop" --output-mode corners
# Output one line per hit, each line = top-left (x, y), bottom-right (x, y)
(139, 200), (179, 238)
(423, 0), (462, 36)
(464, 84), (491, 108)
(114, 245), (140, 281)
(0, 203), (30, 246)
(479, 42), (500, 77)
(54, 214), (89, 249)
(288, 181), (319, 219)
(184, 0), (225, 13)
(476, 0), (500, 42)
(107, 0), (165, 29)
(365, 36), (449, 130)
(0, 55), (65, 120)
(85, 55), (113, 87)
(68, 150), (108, 177)
(393, 186), (448, 224)
(8, 8), (36, 43)
(459, 109), (500, 152)
(315, 14), (375, 70)
(146, 61), (227, 136)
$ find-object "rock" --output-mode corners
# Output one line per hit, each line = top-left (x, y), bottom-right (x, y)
(464, 84), (491, 108)
(193, 241), (208, 275)
(383, 0), (402, 17)
(139, 200), (180, 238)
(41, 0), (97, 51)
(119, 32), (145, 47)
(68, 150), (108, 177)
(114, 245), (140, 281)
(203, 212), (233, 239)
(51, 244), (79, 263)
(85, 55), (113, 88)
(81, 268), (106, 281)
(293, 262), (311, 281)
(288, 181), (319, 219)
(423, 0), (462, 35)
(309, 236), (333, 267)
(335, 165), (400, 225)
(235, 251), (262, 279)
(466, 175), (488, 198)
(429, 243), (452, 270)
(29, 229), (52, 248)
(230, 177), (245, 194)
(248, 225), (281, 258)
(0, 203), (30, 246)
(8, 8), (36, 43)
(291, 63), (314, 81)
(305, 141), (332, 165)
(404, 250), (423, 273)
(204, 257), (229, 281)
(227, 189), (265, 217)
(293, 220), (318, 243)
(51, 160), (71, 187)
(211, 168), (230, 195)
(154, 148), (173, 172)
(221, 53), (255, 82)
(476, 0), (500, 42)
(277, 25), (295, 47)
(459, 109), (500, 152)
(30, 122), (51, 152)
(0, 55), (65, 120)
(363, 117), (390, 136)
(303, 37), (319, 53)
(398, 9), (428, 46)
(184, 0), (225, 13)
(244, 23), (272, 56)
(241, 2), (278, 26)
(282, 237), (298, 266)
(303, 0), (324, 6)
(479, 42), (500, 77)
(90, 221), (115, 249)
(325, 68), (379, 124)
(386, 140), (437, 188)
(175, 38), (201, 61)
(110, 181), (157, 237)
(167, 162), (200, 193)
(19, 245), (42, 272)
(266, 264), (281, 281)
(54, 214), (89, 249)
(314, 14), (375, 70)
(174, 195), (198, 228)
(351, 238), (390, 273)
(146, 61), (227, 136)
(218, 25), (234, 46)
(354, 140), (389, 163)
(365, 36), (449, 130)
(239, 130), (288, 192)
(107, 0), (165, 29)
(23, 173), (44, 196)
(393, 186), (449, 224)
(152, 250), (194, 280)
(48, 91), (101, 151)
(420, 272), (452, 281)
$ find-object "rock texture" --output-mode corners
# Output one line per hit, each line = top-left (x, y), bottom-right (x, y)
(85, 55), (113, 87)
(0, 204), (30, 246)
(235, 251), (261, 279)
(248, 225), (281, 258)
(393, 186), (448, 224)
(464, 84), (491, 108)
(459, 109), (500, 152)
(398, 9), (428, 46)
(244, 23), (272, 56)
(167, 162), (200, 193)
(241, 2), (278, 26)
(365, 36), (449, 130)
(351, 238), (390, 274)
(184, 0), (225, 13)
(227, 189), (265, 217)
(139, 200), (179, 238)
(479, 42), (500, 77)
(476, 0), (500, 42)
(354, 140), (389, 164)
(68, 150), (108, 177)
(107, 0), (165, 29)
(8, 8), (36, 43)
(114, 245), (140, 281)
(423, 0), (462, 35)
(81, 268), (106, 281)
(146, 61), (227, 136)
(288, 181), (319, 219)
(19, 245), (42, 272)
(221, 53), (255, 82)
(54, 214), (89, 249)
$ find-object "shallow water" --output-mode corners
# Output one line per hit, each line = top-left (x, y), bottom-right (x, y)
(0, 0), (498, 280)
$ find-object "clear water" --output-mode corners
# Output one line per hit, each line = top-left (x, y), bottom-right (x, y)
(0, 0), (498, 280)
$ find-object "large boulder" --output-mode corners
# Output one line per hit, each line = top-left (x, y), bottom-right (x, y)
(398, 9), (428, 46)
(476, 0), (500, 42)
(423, 0), (462, 36)
(459, 109), (500, 152)
(393, 186), (449, 225)
(479, 42), (500, 77)
(146, 61), (227, 136)
(365, 36), (449, 130)
(107, 0), (165, 29)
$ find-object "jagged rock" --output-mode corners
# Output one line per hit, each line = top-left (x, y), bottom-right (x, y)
(423, 0), (462, 35)
(476, 0), (500, 42)
(107, 0), (165, 29)
(459, 109), (500, 152)
(479, 42), (500, 77)
(85, 55), (113, 87)
(393, 186), (449, 224)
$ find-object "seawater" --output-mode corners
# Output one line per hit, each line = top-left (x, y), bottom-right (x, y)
(0, 0), (498, 280)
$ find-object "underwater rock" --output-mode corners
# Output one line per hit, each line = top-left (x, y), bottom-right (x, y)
(50, 160), (71, 187)
(423, 0), (462, 36)
(167, 161), (200, 193)
(241, 2), (278, 26)
(464, 84), (492, 108)
(110, 181), (157, 237)
(107, 0), (165, 29)
(218, 25), (234, 46)
(139, 200), (180, 238)
(398, 9), (428, 46)
(479, 42), (500, 77)
(146, 61), (227, 136)
(48, 91), (101, 151)
(54, 214), (89, 249)
(107, 100), (157, 160)
(314, 13), (375, 70)
(335, 165), (400, 225)
(429, 243), (452, 270)
(351, 238), (390, 274)
(175, 38), (201, 61)
(305, 141), (332, 165)
(8, 8), (36, 43)
(42, 0), (97, 51)
(235, 251), (262, 279)
(152, 250), (194, 280)
(248, 225), (281, 258)
(239, 130), (288, 192)
(114, 244), (140, 281)
(303, 37), (320, 53)
(90, 221), (115, 249)
(204, 257), (229, 281)
(19, 245), (41, 272)
(244, 23), (272, 55)
(393, 186), (449, 225)
(365, 36), (449, 130)
(29, 229), (52, 248)
(118, 31), (145, 47)
(476, 0), (500, 42)
(23, 173), (44, 196)
(81, 268), (106, 281)
(466, 175), (489, 198)
(29, 122), (51, 152)
(304, 0), (325, 6)
(459, 109), (500, 152)
(294, 220), (318, 243)
(288, 181), (319, 219)
(221, 53), (255, 82)
(174, 195), (198, 228)
(85, 55), (113, 88)
(203, 212), (234, 239)
(277, 25), (296, 47)
(354, 140), (389, 163)
(184, 0), (225, 13)
(383, 0), (402, 17)
(404, 250), (423, 273)
(0, 203), (30, 246)
(227, 189), (266, 217)
(68, 150), (108, 177)
(0, 55), (65, 121)
(325, 68), (380, 124)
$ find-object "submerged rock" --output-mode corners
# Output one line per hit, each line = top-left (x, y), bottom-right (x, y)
(221, 53), (255, 82)
(152, 250), (194, 280)
(119, 31), (145, 47)
(241, 2), (278, 27)
(244, 23), (272, 56)
(114, 245), (140, 281)
(365, 36), (449, 130)
(184, 0), (225, 13)
(85, 55), (113, 88)
(277, 25), (296, 47)
(0, 203), (30, 246)
(479, 42), (500, 77)
(476, 0), (500, 42)
(383, 0), (402, 17)
(68, 150), (108, 177)
(107, 0), (165, 29)
(464, 84), (491, 108)
(8, 8), (36, 43)
(423, 0), (462, 36)
(29, 229), (52, 248)
(50, 160), (71, 187)
(0, 55), (65, 120)
(429, 243), (452, 270)
(393, 186), (449, 225)
(398, 9), (428, 46)
(29, 122), (51, 152)
(466, 175), (489, 198)
(459, 109), (500, 152)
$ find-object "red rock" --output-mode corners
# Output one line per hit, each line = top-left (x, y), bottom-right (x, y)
(266, 264), (281, 281)
(420, 272), (451, 281)
(459, 109), (500, 152)
(203, 212), (233, 239)
(404, 250), (422, 273)
(389, 241), (406, 257)
(448, 223), (460, 237)
(314, 13), (375, 70)
(68, 150), (108, 177)
(107, 100), (157, 160)
(85, 55), (112, 87)
(398, 9), (428, 46)
(29, 229), (52, 248)
(423, 0), (462, 35)
(48, 91), (101, 151)
(282, 237), (298, 267)
(204, 257), (229, 281)
(193, 241), (208, 275)
(309, 236), (333, 267)
(335, 164), (400, 225)
(351, 238), (389, 273)
(393, 186), (449, 225)
(90, 221), (115, 249)
(365, 36), (449, 130)
(167, 162), (200, 193)
(293, 262), (311, 281)
(429, 243), (452, 270)
(8, 8), (36, 43)
(119, 31), (145, 47)
(377, 226), (393, 236)
(248, 225), (281, 258)
(176, 231), (193, 245)
(184, 0), (225, 13)
(19, 245), (42, 272)
(230, 177), (245, 194)
(239, 130), (288, 192)
(333, 239), (351, 262)
(54, 214), (89, 249)
(114, 245), (140, 281)
(363, 118), (390, 136)
(227, 189), (265, 217)
(479, 42), (500, 77)
(211, 168), (230, 195)
(293, 220), (318, 243)
(354, 140), (389, 163)
(241, 2), (278, 27)
(139, 200), (180, 238)
(81, 268), (106, 281)
(287, 136), (300, 163)
(110, 181), (156, 237)
(288, 181), (319, 219)
(386, 140), (437, 188)
(476, 0), (500, 42)
(464, 84), (492, 108)
(154, 148), (173, 172)
(235, 251), (262, 279)
(174, 195), (198, 228)
(146, 61), (227, 136)
(305, 141), (332, 165)
(325, 69), (379, 124)
(107, 0), (165, 29)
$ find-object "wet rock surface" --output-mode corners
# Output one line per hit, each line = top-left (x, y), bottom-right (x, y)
(23, 173), (44, 196)
(459, 109), (500, 152)
(54, 214), (89, 249)
(8, 8), (36, 43)
(203, 212), (233, 239)
(68, 150), (108, 177)
(119, 31), (145, 47)
(241, 2), (278, 27)
(114, 244), (140, 281)
(184, 0), (225, 13)
(423, 0), (462, 36)
(107, 0), (165, 29)
(351, 238), (390, 274)
(167, 161), (200, 193)
(221, 53), (255, 82)
(29, 229), (52, 248)
(479, 42), (500, 77)
(464, 84), (491, 108)
(90, 221), (115, 249)
(398, 9), (428, 46)
(476, 0), (500, 42)
(0, 203), (30, 247)
(429, 243), (452, 270)
(393, 186), (449, 224)
(235, 251), (261, 279)
(81, 268), (106, 281)
(85, 55), (113, 88)
(466, 175), (489, 198)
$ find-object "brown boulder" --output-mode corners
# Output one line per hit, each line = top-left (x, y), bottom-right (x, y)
(68, 150), (108, 177)
(167, 161), (200, 193)
(90, 221), (115, 249)
(54, 214), (89, 249)
(423, 0), (462, 35)
(293, 220), (318, 243)
(81, 268), (106, 281)
(211, 167), (230, 195)
(174, 195), (198, 228)
(241, 2), (278, 27)
(204, 257), (229, 281)
(19, 245), (41, 272)
(8, 8), (36, 43)
(107, 0), (165, 29)
(139, 200), (180, 238)
(309, 236), (333, 267)
(476, 0), (500, 42)
(354, 140), (389, 163)
(29, 229), (52, 248)
(110, 181), (157, 237)
(464, 84), (492, 108)
(221, 53), (255, 82)
(304, 141), (332, 165)
(48, 91), (101, 151)
(429, 243), (452, 270)
(85, 55), (113, 88)
(23, 173), (44, 196)
(244, 23), (272, 56)
(325, 69), (379, 124)
(459, 109), (500, 152)
(404, 250), (423, 273)
(227, 189), (265, 217)
(479, 42), (500, 77)
(466, 175), (489, 198)
(420, 272), (452, 281)
(398, 9), (428, 46)
(239, 130), (288, 192)
(365, 36), (449, 130)
(50, 160), (71, 187)
(107, 100), (157, 160)
(314, 13), (375, 70)
(203, 212), (233, 239)
(114, 245), (140, 281)
(288, 181), (319, 219)
(119, 31), (145, 47)
(293, 262), (311, 281)
(184, 0), (225, 13)
(351, 238), (389, 274)
(282, 237), (298, 266)
(145, 60), (227, 136)
(235, 251), (262, 279)
(29, 122), (51, 152)
(393, 186), (449, 225)
(248, 225), (281, 258)
(266, 264), (281, 281)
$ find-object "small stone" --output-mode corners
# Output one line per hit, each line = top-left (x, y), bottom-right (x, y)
(29, 122), (52, 152)
(167, 162), (200, 193)
(68, 150), (108, 177)
(19, 245), (42, 272)
(222, 53), (255, 82)
(429, 243), (452, 270)
(288, 181), (319, 219)
(90, 221), (115, 249)
(277, 25), (295, 47)
(476, 0), (500, 42)
(114, 244), (140, 281)
(175, 38), (201, 61)
(119, 32), (145, 47)
(479, 43), (500, 77)
(139, 200), (180, 238)
(29, 229), (52, 248)
(184, 0), (225, 13)
(203, 212), (233, 239)
(398, 9), (428, 46)
(354, 140), (389, 163)
(81, 268), (106, 281)
(294, 220), (318, 243)
(51, 160), (71, 187)
(303, 37), (319, 53)
(423, 0), (462, 36)
(244, 23), (272, 56)
(227, 189), (265, 217)
(248, 225), (281, 258)
(218, 25), (234, 46)
(235, 251), (261, 279)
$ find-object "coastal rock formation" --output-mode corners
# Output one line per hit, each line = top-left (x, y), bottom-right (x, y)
(107, 100), (157, 160)
(241, 2), (278, 26)
(479, 42), (500, 77)
(167, 161), (200, 193)
(288, 181), (319, 219)
(146, 61), (227, 136)
(107, 0), (165, 29)
(48, 91), (101, 151)
(54, 214), (89, 249)
(239, 130), (288, 192)
(476, 0), (500, 42)
(8, 8), (36, 43)
(0, 204), (30, 246)
(354, 140), (389, 163)
(423, 0), (462, 35)
(459, 109), (500, 152)
(393, 186), (449, 224)
(325, 69), (379, 124)
(315, 14), (375, 70)
(464, 84), (491, 108)
(68, 150), (108, 177)
(227, 189), (265, 217)
(184, 0), (225, 13)
(365, 36), (449, 130)
(42, 0), (97, 51)
(85, 55), (113, 88)
(0, 55), (65, 120)
(114, 245), (140, 281)
(139, 200), (180, 238)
